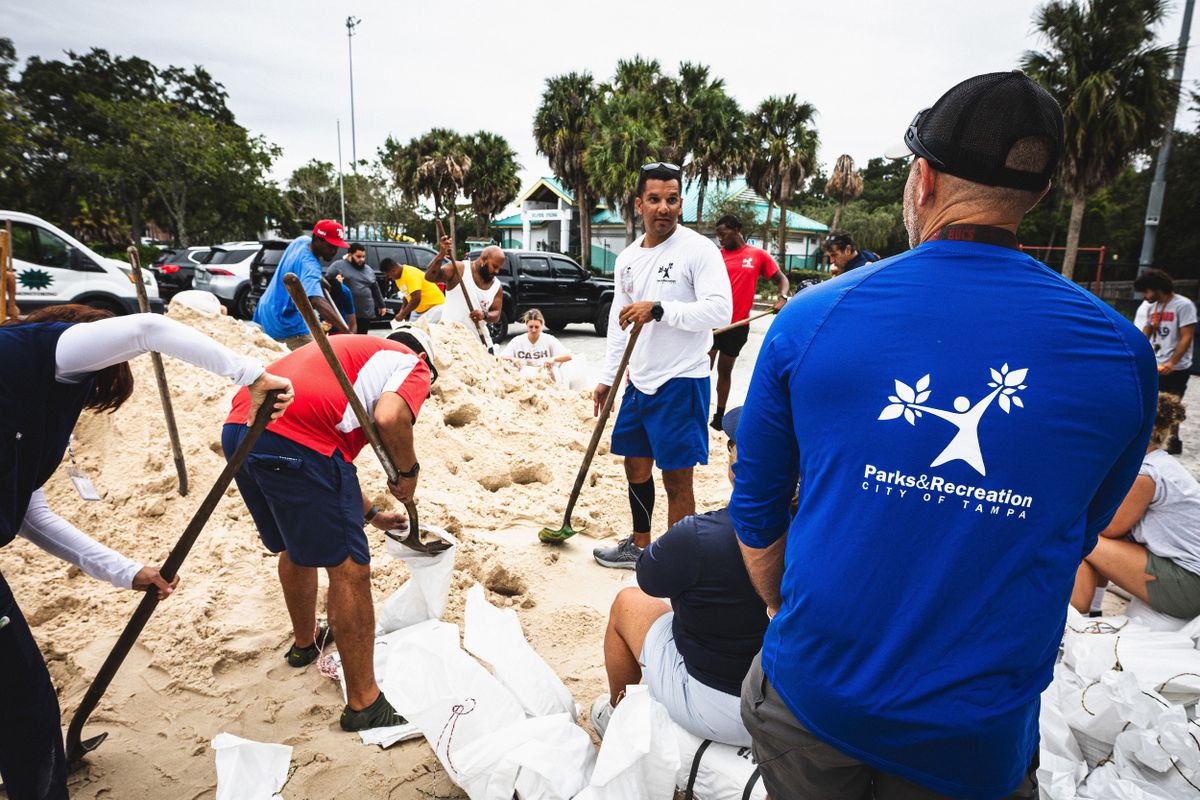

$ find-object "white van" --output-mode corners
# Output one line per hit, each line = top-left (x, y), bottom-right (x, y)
(1, 210), (162, 314)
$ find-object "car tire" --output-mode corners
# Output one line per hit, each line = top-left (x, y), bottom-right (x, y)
(544, 316), (570, 333)
(84, 297), (125, 316)
(234, 286), (255, 320)
(594, 301), (612, 336)
(487, 310), (510, 344)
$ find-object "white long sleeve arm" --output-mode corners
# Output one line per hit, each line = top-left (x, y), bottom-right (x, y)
(19, 490), (141, 589)
(659, 253), (733, 332)
(599, 277), (631, 387)
(55, 313), (264, 385)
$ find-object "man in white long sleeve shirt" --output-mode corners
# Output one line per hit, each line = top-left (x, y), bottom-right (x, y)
(592, 162), (732, 569)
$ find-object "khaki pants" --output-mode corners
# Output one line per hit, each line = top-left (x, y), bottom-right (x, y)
(279, 333), (313, 351)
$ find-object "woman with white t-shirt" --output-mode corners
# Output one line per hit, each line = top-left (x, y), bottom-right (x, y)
(501, 309), (572, 384)
(1071, 392), (1200, 619)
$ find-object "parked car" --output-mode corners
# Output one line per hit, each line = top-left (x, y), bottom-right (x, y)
(248, 238), (443, 329)
(0, 210), (163, 314)
(191, 242), (260, 319)
(149, 246), (209, 299)
(464, 249), (614, 342)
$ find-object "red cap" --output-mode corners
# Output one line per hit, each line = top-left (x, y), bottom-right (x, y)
(312, 219), (349, 248)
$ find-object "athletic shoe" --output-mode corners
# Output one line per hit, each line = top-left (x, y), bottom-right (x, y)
(1168, 437), (1184, 455)
(285, 622), (334, 668)
(710, 411), (724, 432)
(593, 536), (642, 569)
(340, 691), (407, 732)
(591, 694), (614, 740)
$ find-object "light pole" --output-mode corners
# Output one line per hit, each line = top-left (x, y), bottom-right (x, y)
(1137, 0), (1195, 275)
(345, 15), (361, 172)
(337, 119), (347, 227)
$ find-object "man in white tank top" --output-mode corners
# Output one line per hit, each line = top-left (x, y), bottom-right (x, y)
(427, 238), (506, 333)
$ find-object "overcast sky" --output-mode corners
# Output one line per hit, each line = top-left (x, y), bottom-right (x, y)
(9, 0), (1199, 202)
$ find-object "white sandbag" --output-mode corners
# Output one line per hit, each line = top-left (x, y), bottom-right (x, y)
(454, 713), (597, 800)
(211, 732), (292, 800)
(574, 686), (680, 800)
(1039, 664), (1089, 800)
(1079, 762), (1179, 799)
(560, 354), (595, 392)
(463, 583), (576, 719)
(170, 289), (224, 316)
(1062, 626), (1200, 695)
(385, 634), (527, 787)
(376, 525), (457, 635)
(1123, 598), (1188, 633)
(673, 725), (766, 800)
(1063, 672), (1170, 768)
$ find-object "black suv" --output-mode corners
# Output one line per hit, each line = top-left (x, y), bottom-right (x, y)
(464, 249), (614, 342)
(247, 239), (441, 326)
(149, 246), (209, 299)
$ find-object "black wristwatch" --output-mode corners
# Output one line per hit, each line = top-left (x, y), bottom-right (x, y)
(363, 505), (379, 525)
(397, 461), (421, 478)
(650, 302), (664, 322)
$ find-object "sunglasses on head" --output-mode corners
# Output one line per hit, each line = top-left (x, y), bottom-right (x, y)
(640, 161), (681, 174)
(902, 109), (948, 171)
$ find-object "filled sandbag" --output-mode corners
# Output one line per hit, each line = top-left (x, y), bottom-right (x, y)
(574, 686), (680, 800)
(673, 726), (766, 800)
(376, 525), (457, 635)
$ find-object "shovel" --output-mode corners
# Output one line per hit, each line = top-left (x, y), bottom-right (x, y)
(539, 323), (642, 543)
(128, 246), (188, 496)
(436, 219), (493, 350)
(282, 273), (450, 554)
(712, 307), (776, 336)
(66, 388), (284, 764)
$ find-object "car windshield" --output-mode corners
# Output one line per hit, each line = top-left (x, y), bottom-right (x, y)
(207, 248), (256, 265)
(260, 247), (286, 267)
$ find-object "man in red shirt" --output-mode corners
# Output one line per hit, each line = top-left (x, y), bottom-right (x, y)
(222, 331), (435, 732)
(709, 215), (789, 430)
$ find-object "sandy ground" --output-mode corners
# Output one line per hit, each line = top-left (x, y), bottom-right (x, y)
(0, 307), (756, 799)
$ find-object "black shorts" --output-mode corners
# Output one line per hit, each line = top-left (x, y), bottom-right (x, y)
(712, 324), (750, 358)
(1159, 369), (1190, 398)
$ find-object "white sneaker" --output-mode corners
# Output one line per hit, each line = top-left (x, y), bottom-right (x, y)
(591, 694), (614, 740)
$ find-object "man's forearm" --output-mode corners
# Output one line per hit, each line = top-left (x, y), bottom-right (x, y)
(1169, 327), (1196, 366)
(738, 536), (786, 611)
(311, 295), (351, 333)
(378, 416), (417, 472)
(773, 271), (790, 298)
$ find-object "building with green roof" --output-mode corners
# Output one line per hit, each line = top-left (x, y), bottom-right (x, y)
(494, 177), (829, 274)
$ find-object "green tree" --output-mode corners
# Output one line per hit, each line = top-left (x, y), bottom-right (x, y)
(746, 95), (819, 263)
(1023, 0), (1176, 279)
(825, 154), (864, 231)
(0, 39), (34, 209)
(286, 159), (340, 228)
(463, 131), (521, 237)
(384, 128), (472, 247)
(534, 72), (599, 268)
(674, 62), (745, 228)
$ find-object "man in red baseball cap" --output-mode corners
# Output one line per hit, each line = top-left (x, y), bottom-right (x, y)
(253, 220), (352, 349)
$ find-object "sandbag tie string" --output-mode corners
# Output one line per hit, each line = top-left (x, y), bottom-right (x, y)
(435, 697), (477, 775)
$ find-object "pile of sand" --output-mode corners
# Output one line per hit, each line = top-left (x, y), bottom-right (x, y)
(0, 307), (732, 798)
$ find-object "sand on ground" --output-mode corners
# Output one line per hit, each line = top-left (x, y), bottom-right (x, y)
(0, 305), (734, 799)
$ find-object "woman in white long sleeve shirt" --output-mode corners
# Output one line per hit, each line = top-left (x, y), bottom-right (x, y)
(0, 304), (293, 799)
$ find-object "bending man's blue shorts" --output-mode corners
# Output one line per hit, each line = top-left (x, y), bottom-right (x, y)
(222, 423), (369, 568)
(611, 376), (710, 471)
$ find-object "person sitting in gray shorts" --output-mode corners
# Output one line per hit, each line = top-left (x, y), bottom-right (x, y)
(1072, 391), (1200, 619)
(590, 407), (768, 747)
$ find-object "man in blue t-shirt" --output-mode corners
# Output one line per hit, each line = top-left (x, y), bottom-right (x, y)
(253, 219), (352, 348)
(731, 72), (1157, 800)
(823, 231), (878, 276)
(591, 406), (768, 748)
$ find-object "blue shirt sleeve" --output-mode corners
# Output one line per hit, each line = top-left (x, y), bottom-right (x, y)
(637, 515), (702, 598)
(298, 251), (324, 298)
(729, 330), (801, 549)
(340, 284), (356, 314)
(1083, 332), (1158, 554)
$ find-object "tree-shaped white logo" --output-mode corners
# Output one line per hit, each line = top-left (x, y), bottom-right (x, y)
(878, 364), (1029, 477)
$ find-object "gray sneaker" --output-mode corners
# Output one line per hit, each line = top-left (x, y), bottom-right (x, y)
(593, 536), (642, 569)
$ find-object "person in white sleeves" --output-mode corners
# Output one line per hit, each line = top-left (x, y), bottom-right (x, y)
(501, 309), (572, 384)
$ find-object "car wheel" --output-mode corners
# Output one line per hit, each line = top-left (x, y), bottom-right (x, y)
(234, 286), (254, 320)
(85, 297), (125, 316)
(544, 316), (570, 333)
(487, 310), (510, 344)
(594, 301), (612, 336)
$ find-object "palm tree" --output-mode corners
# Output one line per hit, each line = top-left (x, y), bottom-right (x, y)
(464, 131), (521, 237)
(386, 128), (471, 247)
(674, 62), (745, 227)
(746, 95), (819, 264)
(587, 58), (668, 246)
(534, 72), (598, 268)
(825, 154), (863, 231)
(1023, 0), (1175, 280)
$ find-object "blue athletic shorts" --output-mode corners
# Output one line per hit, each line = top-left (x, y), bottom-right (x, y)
(222, 424), (369, 567)
(611, 376), (710, 471)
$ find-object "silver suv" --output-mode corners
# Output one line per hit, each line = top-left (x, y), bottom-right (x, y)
(192, 241), (260, 318)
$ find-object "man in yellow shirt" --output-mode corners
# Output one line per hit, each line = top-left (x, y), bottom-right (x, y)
(382, 258), (445, 322)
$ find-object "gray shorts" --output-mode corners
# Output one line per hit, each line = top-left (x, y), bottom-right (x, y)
(1146, 551), (1200, 618)
(740, 652), (1013, 800)
(412, 306), (443, 324)
(641, 613), (750, 747)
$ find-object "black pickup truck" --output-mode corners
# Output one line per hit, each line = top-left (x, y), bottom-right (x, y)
(465, 249), (615, 342)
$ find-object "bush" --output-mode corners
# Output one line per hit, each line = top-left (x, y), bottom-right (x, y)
(89, 242), (163, 267)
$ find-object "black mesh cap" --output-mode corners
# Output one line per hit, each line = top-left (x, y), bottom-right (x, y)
(884, 71), (1063, 191)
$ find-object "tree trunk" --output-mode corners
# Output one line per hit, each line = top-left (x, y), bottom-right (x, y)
(128, 197), (144, 246)
(1062, 193), (1086, 282)
(577, 181), (590, 270)
(830, 201), (844, 233)
(777, 197), (789, 269)
(449, 205), (458, 253)
(696, 168), (708, 232)
(763, 202), (774, 253)
(624, 207), (635, 247)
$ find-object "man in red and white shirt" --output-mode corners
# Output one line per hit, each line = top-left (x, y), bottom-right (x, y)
(710, 214), (789, 430)
(222, 331), (434, 732)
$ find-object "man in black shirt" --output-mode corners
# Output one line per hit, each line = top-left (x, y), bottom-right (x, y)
(591, 407), (768, 746)
(823, 231), (879, 276)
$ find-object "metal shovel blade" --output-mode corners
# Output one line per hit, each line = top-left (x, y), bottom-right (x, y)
(537, 525), (577, 543)
(67, 732), (108, 765)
